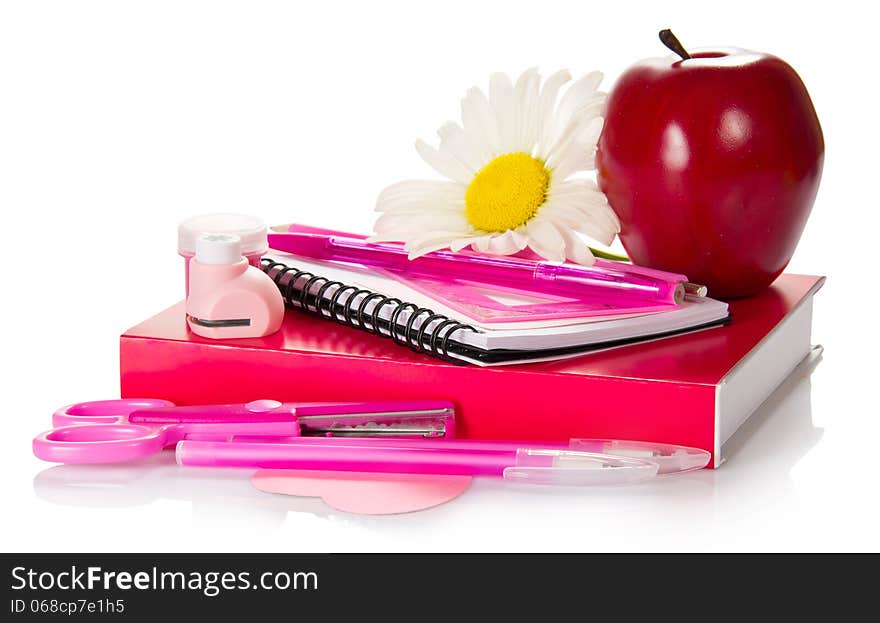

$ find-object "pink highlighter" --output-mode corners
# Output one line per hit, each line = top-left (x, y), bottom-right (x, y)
(176, 437), (711, 486)
(186, 233), (284, 339)
(268, 229), (698, 305)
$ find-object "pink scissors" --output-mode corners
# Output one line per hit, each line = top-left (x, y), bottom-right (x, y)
(32, 398), (456, 464)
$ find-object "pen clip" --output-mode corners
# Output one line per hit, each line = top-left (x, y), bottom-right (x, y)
(568, 439), (711, 475)
(502, 449), (658, 486)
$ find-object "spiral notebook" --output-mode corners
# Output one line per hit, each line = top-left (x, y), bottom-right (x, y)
(261, 254), (730, 366)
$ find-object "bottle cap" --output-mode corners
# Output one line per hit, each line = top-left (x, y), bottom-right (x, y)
(195, 233), (242, 265)
(178, 214), (268, 257)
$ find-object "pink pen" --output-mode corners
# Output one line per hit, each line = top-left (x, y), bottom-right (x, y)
(268, 231), (692, 305)
(176, 437), (711, 485)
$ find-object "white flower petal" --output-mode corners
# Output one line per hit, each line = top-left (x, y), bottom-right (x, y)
(549, 142), (589, 181)
(555, 71), (603, 132)
(437, 122), (487, 171)
(565, 240), (596, 266)
(524, 218), (566, 263)
(548, 117), (606, 180)
(451, 232), (518, 255)
(368, 232), (407, 243)
(489, 72), (517, 154)
(405, 232), (472, 259)
(514, 68), (541, 151)
(556, 226), (597, 266)
(540, 203), (616, 247)
(548, 178), (603, 198)
(377, 198), (464, 215)
(538, 201), (586, 229)
(580, 115), (605, 147)
(376, 180), (465, 213)
(578, 117), (605, 171)
(461, 86), (501, 158)
(485, 230), (529, 255)
(415, 139), (474, 184)
(534, 69), (572, 159)
(541, 193), (619, 246)
(474, 236), (493, 253)
(378, 179), (465, 200)
(551, 186), (620, 230)
(374, 210), (470, 237)
(531, 215), (597, 265)
(544, 97), (605, 169)
(508, 228), (530, 249)
(449, 236), (481, 252)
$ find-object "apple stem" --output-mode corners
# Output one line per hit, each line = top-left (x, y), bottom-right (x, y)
(659, 29), (691, 60)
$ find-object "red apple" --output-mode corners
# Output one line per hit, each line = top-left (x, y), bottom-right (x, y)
(596, 31), (824, 298)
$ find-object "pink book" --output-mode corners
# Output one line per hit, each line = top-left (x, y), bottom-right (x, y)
(120, 273), (824, 467)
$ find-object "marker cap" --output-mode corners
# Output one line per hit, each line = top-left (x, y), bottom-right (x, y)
(178, 213), (268, 258)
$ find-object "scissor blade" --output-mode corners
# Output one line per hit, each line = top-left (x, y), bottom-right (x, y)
(297, 407), (453, 439)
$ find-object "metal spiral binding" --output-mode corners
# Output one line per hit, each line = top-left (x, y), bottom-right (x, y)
(261, 258), (476, 363)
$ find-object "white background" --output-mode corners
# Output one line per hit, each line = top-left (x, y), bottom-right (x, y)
(1, 0), (878, 552)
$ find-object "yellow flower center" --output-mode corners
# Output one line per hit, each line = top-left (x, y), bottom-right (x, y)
(465, 152), (550, 232)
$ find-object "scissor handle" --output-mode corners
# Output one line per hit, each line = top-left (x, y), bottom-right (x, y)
(51, 399), (176, 427)
(36, 398), (304, 464)
(33, 423), (168, 464)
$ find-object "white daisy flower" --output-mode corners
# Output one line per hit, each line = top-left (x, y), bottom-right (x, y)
(371, 68), (620, 265)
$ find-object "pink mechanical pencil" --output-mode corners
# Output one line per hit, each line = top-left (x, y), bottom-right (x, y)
(268, 231), (705, 305)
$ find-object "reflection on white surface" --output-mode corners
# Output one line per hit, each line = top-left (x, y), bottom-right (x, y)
(33, 457), (331, 527)
(31, 354), (823, 548)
